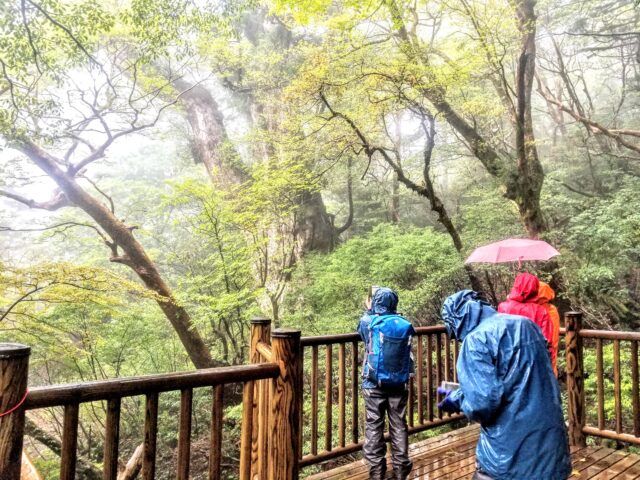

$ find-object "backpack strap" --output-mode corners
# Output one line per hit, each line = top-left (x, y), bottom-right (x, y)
(366, 315), (381, 355)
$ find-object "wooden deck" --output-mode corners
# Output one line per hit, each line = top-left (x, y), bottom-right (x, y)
(306, 424), (640, 479)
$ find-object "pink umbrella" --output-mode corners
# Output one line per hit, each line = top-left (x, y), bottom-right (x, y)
(465, 238), (560, 266)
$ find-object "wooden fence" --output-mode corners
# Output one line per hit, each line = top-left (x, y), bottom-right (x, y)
(0, 323), (301, 480)
(298, 326), (465, 467)
(564, 312), (640, 447)
(0, 312), (639, 479)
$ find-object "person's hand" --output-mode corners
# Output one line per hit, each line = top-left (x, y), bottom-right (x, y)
(438, 396), (460, 413)
(436, 386), (451, 396)
(364, 296), (372, 310)
(437, 387), (461, 414)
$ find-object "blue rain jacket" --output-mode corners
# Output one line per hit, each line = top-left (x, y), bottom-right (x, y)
(358, 288), (414, 389)
(441, 290), (571, 480)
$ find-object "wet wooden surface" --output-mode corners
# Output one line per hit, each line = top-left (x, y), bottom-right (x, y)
(306, 424), (640, 479)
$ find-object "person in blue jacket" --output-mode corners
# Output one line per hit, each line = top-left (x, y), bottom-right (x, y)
(438, 290), (571, 480)
(357, 287), (414, 480)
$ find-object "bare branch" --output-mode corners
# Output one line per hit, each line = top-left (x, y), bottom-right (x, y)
(79, 176), (115, 214)
(538, 86), (640, 157)
(557, 181), (602, 198)
(0, 221), (100, 233)
(0, 189), (69, 210)
(20, 0), (42, 74)
(68, 77), (202, 175)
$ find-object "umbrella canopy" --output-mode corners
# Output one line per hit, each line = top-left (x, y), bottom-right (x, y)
(465, 238), (560, 264)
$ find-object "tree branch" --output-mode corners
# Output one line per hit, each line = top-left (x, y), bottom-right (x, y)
(25, 0), (116, 93)
(538, 87), (640, 157)
(0, 189), (69, 211)
(335, 157), (354, 235)
(67, 76), (202, 175)
(25, 418), (101, 480)
(0, 285), (47, 322)
(13, 137), (215, 369)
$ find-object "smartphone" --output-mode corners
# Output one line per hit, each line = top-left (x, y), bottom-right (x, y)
(440, 381), (460, 391)
(370, 285), (380, 298)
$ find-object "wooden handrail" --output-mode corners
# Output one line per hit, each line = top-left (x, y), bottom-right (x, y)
(582, 427), (640, 446)
(560, 327), (640, 341)
(579, 330), (640, 341)
(3, 322), (300, 480)
(11, 358), (279, 480)
(300, 325), (447, 346)
(301, 333), (358, 346)
(25, 363), (280, 409)
(298, 317), (640, 467)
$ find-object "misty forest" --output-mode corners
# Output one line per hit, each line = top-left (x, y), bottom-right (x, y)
(1, 0), (639, 478)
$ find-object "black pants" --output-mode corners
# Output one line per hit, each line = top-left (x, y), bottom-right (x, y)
(363, 387), (412, 480)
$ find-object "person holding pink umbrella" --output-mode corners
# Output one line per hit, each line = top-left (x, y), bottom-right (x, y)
(498, 272), (554, 362)
(464, 238), (560, 365)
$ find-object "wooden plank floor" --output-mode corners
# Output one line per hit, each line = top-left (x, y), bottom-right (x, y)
(306, 424), (640, 479)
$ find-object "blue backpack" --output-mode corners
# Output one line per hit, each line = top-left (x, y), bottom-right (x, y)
(366, 314), (414, 388)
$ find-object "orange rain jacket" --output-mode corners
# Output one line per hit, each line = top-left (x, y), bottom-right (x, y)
(537, 282), (560, 376)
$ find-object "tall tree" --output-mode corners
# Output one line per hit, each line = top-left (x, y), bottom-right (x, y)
(383, 0), (547, 237)
(0, 0), (215, 368)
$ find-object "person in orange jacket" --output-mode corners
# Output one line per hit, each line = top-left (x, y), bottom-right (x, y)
(537, 281), (561, 376)
(498, 272), (554, 363)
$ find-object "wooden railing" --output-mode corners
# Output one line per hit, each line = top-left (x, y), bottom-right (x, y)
(298, 325), (465, 468)
(25, 365), (279, 480)
(564, 312), (640, 447)
(0, 325), (302, 480)
(1, 312), (639, 479)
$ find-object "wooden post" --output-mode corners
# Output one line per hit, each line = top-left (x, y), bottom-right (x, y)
(0, 343), (30, 480)
(565, 311), (586, 447)
(250, 317), (271, 480)
(239, 381), (254, 480)
(268, 328), (301, 480)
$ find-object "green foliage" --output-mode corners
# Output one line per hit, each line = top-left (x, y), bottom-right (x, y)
(0, 0), (115, 135)
(284, 224), (466, 333)
(558, 179), (640, 327)
(0, 261), (190, 380)
(161, 178), (261, 363)
(455, 184), (527, 254)
(3, 0), (640, 475)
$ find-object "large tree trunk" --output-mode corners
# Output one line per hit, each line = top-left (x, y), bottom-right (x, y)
(173, 78), (248, 186)
(511, 0), (546, 237)
(16, 140), (215, 370)
(295, 190), (336, 253)
(176, 77), (340, 254)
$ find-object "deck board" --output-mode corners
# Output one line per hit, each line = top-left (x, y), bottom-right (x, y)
(305, 425), (640, 480)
